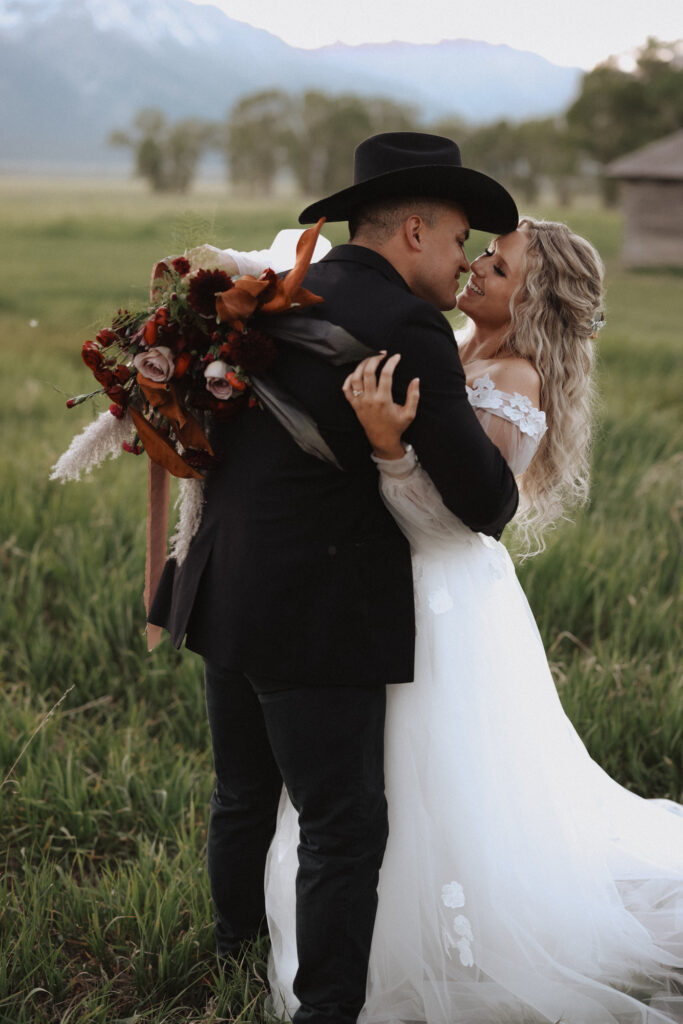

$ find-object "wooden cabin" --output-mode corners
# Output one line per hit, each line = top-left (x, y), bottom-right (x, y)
(607, 129), (683, 268)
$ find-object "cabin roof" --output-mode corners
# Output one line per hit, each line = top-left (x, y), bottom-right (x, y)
(607, 129), (683, 180)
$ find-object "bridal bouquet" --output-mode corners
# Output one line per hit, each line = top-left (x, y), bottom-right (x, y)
(51, 218), (374, 648)
(53, 219), (327, 483)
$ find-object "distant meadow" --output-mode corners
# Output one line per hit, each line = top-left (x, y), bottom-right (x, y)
(0, 178), (681, 1022)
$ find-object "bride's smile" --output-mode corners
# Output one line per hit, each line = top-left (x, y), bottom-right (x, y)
(457, 227), (529, 333)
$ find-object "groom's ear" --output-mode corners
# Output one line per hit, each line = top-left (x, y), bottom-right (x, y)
(404, 215), (424, 252)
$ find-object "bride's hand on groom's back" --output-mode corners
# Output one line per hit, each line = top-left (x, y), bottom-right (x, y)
(342, 352), (420, 461)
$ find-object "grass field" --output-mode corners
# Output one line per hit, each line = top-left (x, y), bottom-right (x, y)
(0, 178), (681, 1023)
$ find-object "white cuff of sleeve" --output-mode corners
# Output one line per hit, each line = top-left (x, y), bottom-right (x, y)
(371, 443), (418, 479)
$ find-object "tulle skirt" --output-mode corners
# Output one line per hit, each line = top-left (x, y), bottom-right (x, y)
(265, 528), (683, 1022)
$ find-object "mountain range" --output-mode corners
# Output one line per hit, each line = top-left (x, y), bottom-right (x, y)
(0, 0), (583, 172)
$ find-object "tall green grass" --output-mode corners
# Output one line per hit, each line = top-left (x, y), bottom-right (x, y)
(0, 181), (681, 1023)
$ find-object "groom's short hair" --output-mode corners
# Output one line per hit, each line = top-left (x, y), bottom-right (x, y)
(349, 197), (465, 244)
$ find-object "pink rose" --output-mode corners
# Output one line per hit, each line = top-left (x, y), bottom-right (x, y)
(133, 345), (175, 382)
(204, 359), (233, 401)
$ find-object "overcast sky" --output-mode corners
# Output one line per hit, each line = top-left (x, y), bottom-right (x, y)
(188, 0), (681, 70)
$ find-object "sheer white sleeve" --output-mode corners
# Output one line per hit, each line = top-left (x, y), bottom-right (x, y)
(466, 374), (547, 475)
(374, 374), (547, 544)
(469, 408), (538, 474)
(374, 447), (473, 547)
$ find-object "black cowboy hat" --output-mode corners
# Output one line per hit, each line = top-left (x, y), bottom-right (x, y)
(299, 132), (518, 235)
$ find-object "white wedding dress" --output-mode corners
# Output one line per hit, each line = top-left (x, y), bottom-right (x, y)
(264, 375), (683, 1024)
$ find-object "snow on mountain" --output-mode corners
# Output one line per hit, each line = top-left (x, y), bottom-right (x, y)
(81, 0), (218, 49)
(0, 0), (202, 43)
(0, 0), (289, 49)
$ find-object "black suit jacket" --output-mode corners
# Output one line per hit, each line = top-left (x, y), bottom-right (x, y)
(149, 245), (518, 687)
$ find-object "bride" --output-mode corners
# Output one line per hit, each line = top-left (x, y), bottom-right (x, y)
(264, 218), (683, 1023)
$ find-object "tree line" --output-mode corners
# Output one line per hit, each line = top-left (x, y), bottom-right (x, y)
(110, 38), (683, 203)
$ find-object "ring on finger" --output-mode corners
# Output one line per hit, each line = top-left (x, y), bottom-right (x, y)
(352, 388), (363, 397)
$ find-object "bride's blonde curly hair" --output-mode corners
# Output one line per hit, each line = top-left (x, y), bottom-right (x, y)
(490, 217), (604, 554)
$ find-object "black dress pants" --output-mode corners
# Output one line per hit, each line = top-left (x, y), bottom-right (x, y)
(204, 661), (389, 1024)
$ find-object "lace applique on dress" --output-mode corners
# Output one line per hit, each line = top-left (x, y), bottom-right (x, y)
(441, 881), (466, 908)
(466, 373), (547, 441)
(428, 585), (454, 615)
(441, 882), (475, 966)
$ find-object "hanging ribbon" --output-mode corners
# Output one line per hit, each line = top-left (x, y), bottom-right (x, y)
(144, 459), (170, 651)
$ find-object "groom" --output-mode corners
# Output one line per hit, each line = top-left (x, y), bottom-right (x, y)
(149, 133), (519, 1023)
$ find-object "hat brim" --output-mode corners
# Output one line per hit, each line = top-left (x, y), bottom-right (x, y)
(299, 165), (518, 235)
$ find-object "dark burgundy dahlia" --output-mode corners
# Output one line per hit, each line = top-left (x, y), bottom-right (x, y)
(222, 328), (277, 374)
(187, 269), (234, 318)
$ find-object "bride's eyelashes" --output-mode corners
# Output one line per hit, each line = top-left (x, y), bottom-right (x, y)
(481, 249), (506, 277)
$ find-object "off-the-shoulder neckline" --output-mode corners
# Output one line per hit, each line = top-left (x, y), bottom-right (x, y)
(467, 373), (542, 413)
(466, 373), (547, 439)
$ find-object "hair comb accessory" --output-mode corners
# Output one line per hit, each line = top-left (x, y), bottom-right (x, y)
(590, 313), (606, 338)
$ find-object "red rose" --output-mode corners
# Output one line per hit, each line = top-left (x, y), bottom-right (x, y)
(96, 328), (119, 347)
(106, 383), (129, 407)
(94, 367), (115, 390)
(171, 257), (191, 276)
(81, 340), (103, 371)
